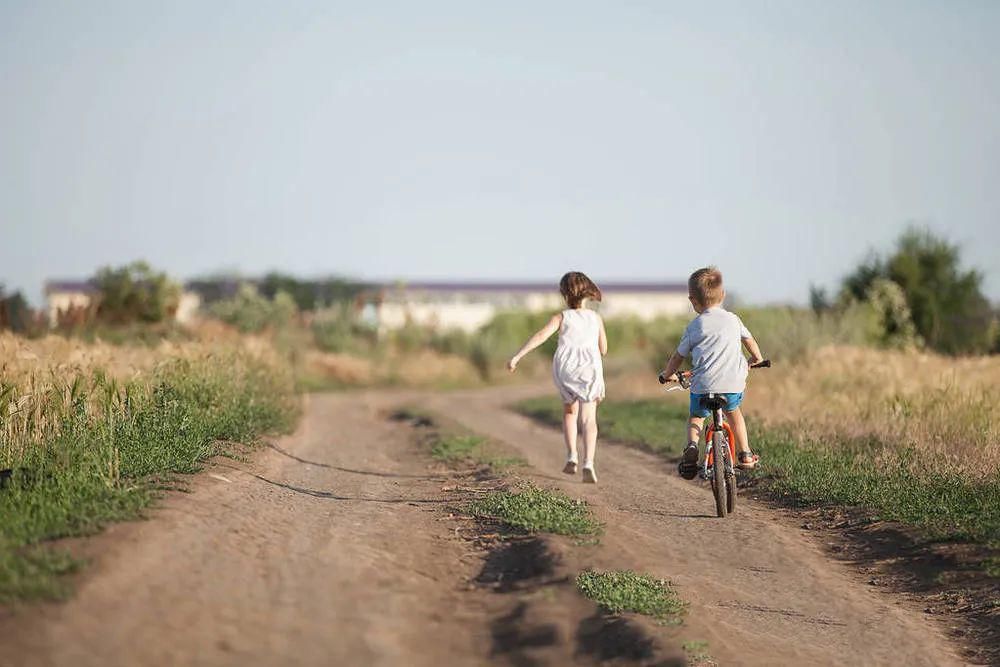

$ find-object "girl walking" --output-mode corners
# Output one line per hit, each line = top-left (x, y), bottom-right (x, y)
(508, 272), (608, 483)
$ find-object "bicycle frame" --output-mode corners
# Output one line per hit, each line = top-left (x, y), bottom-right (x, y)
(702, 401), (736, 480)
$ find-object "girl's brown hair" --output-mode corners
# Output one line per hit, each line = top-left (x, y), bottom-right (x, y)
(559, 271), (602, 308)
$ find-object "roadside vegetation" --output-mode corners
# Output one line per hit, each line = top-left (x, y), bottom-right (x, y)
(0, 333), (298, 601)
(576, 569), (686, 622)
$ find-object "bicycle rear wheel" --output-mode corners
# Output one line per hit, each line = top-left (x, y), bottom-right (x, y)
(711, 432), (727, 518)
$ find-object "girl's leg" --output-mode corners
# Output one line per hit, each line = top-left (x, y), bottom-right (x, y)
(579, 400), (598, 469)
(562, 401), (580, 463)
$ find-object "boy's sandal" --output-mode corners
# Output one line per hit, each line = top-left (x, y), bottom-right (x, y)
(737, 451), (759, 470)
(562, 460), (578, 475)
(677, 445), (699, 480)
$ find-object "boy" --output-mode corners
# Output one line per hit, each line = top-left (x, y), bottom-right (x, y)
(659, 267), (763, 479)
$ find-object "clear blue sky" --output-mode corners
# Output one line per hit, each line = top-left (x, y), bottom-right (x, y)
(2, 0), (998, 305)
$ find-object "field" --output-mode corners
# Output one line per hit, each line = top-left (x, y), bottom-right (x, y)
(0, 332), (298, 601)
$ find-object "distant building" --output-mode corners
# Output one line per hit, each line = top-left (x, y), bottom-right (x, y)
(374, 281), (690, 332)
(43, 280), (201, 327)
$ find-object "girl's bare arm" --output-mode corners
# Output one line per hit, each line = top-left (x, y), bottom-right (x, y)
(508, 313), (562, 372)
(598, 316), (608, 356)
(742, 336), (763, 365)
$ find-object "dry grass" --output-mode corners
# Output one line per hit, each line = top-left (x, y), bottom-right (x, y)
(0, 331), (290, 468)
(0, 331), (297, 601)
(612, 345), (1000, 478)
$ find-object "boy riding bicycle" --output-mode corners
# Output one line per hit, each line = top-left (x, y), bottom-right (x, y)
(659, 267), (764, 479)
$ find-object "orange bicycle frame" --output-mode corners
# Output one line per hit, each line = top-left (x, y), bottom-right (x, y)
(705, 421), (736, 467)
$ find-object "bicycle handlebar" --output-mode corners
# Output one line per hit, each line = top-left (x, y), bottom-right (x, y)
(658, 359), (771, 385)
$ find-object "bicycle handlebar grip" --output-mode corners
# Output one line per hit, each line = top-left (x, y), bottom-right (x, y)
(750, 359), (771, 368)
(657, 372), (668, 384)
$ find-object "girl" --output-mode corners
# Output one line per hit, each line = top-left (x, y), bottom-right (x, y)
(507, 272), (608, 483)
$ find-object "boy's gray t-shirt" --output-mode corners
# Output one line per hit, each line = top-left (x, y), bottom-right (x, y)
(676, 306), (752, 394)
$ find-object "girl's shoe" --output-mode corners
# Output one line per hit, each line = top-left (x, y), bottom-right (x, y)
(582, 466), (597, 484)
(737, 451), (759, 470)
(563, 460), (578, 475)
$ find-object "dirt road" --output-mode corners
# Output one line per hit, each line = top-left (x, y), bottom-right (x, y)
(0, 387), (964, 666)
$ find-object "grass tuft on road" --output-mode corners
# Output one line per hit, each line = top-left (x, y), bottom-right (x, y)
(576, 569), (686, 621)
(470, 483), (601, 536)
(682, 640), (716, 666)
(431, 435), (487, 462)
(427, 432), (526, 471)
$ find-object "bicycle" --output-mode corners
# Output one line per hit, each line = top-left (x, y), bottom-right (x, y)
(658, 360), (771, 518)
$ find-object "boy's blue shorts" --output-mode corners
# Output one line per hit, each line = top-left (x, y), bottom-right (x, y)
(689, 392), (743, 418)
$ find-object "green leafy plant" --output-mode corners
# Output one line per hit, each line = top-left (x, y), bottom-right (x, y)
(470, 483), (601, 536)
(576, 570), (686, 620)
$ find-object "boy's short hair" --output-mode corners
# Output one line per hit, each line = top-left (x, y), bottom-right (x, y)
(688, 267), (724, 308)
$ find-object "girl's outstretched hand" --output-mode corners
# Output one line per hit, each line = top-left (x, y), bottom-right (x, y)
(507, 357), (519, 373)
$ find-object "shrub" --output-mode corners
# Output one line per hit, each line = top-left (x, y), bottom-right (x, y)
(735, 304), (880, 361)
(468, 311), (556, 379)
(864, 278), (921, 349)
(311, 303), (378, 354)
(841, 227), (995, 355)
(208, 284), (298, 333)
(92, 261), (181, 324)
(258, 273), (369, 311)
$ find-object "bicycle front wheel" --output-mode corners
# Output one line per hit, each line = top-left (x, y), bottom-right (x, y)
(724, 443), (737, 515)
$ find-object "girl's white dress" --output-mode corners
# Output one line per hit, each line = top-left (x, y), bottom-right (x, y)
(552, 308), (605, 404)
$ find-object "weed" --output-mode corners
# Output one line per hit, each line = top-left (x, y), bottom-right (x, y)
(431, 435), (487, 462)
(426, 431), (524, 471)
(576, 569), (686, 621)
(682, 640), (716, 666)
(470, 483), (602, 536)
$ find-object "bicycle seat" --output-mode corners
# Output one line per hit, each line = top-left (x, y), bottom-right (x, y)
(700, 395), (729, 411)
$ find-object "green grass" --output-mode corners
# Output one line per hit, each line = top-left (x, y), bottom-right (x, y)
(469, 483), (602, 536)
(576, 570), (686, 621)
(516, 397), (689, 456)
(431, 435), (488, 462)
(427, 433), (526, 470)
(0, 355), (298, 603)
(516, 396), (1000, 546)
(745, 428), (1000, 544)
(682, 640), (715, 665)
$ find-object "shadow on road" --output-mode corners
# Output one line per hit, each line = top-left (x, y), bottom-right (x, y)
(250, 472), (463, 505)
(267, 442), (445, 480)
